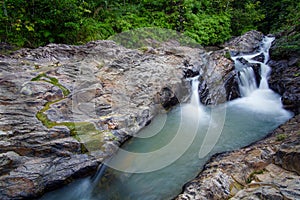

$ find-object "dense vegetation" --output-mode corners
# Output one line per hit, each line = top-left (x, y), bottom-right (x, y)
(0, 0), (299, 48)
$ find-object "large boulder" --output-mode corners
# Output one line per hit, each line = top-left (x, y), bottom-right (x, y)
(268, 59), (300, 114)
(275, 138), (300, 175)
(198, 49), (240, 105)
(224, 30), (264, 54)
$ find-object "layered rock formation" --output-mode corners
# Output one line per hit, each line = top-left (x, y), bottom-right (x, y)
(269, 59), (300, 114)
(197, 49), (239, 105)
(0, 37), (241, 199)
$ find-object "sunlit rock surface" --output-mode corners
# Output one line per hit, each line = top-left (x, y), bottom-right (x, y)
(0, 37), (243, 199)
(224, 30), (264, 54)
(0, 31), (283, 199)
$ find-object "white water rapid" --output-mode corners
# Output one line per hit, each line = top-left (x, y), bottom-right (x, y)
(233, 36), (274, 96)
(230, 36), (292, 119)
(183, 76), (208, 120)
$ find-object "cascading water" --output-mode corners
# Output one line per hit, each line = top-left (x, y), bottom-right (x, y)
(40, 37), (292, 200)
(229, 36), (290, 117)
(236, 66), (257, 96)
(259, 37), (274, 89)
(189, 76), (202, 106)
(232, 36), (275, 96)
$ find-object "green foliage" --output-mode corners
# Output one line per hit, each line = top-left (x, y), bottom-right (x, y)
(184, 13), (232, 45)
(258, 0), (300, 34)
(230, 0), (265, 36)
(77, 18), (115, 43)
(0, 0), (297, 48)
(1, 0), (94, 47)
(271, 26), (300, 59)
(259, 0), (300, 60)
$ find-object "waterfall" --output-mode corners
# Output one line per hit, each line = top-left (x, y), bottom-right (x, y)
(183, 76), (209, 122)
(232, 36), (275, 97)
(189, 76), (201, 107)
(237, 67), (258, 96)
(229, 36), (292, 119)
(259, 37), (274, 89)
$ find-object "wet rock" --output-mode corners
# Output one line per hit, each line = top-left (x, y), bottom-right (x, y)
(268, 29), (300, 114)
(224, 71), (240, 100)
(158, 87), (180, 110)
(252, 52), (265, 63)
(183, 67), (200, 78)
(236, 57), (261, 87)
(183, 60), (200, 78)
(198, 49), (239, 105)
(198, 78), (210, 105)
(269, 59), (300, 114)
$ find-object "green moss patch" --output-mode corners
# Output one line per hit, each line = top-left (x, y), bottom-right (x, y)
(33, 73), (106, 152)
(31, 73), (70, 96)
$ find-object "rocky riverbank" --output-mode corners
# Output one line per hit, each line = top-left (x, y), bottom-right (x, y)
(0, 34), (241, 199)
(176, 31), (300, 199)
(1, 30), (298, 199)
(176, 114), (300, 200)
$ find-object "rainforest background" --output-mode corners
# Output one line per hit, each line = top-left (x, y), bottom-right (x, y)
(0, 0), (299, 55)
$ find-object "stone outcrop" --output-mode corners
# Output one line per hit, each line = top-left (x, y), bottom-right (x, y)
(268, 28), (300, 114)
(198, 30), (264, 105)
(176, 114), (300, 200)
(268, 58), (300, 115)
(224, 30), (264, 54)
(197, 49), (240, 105)
(0, 40), (209, 199)
(0, 37), (242, 199)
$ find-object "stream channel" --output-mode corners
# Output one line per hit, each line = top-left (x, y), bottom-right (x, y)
(41, 36), (293, 200)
